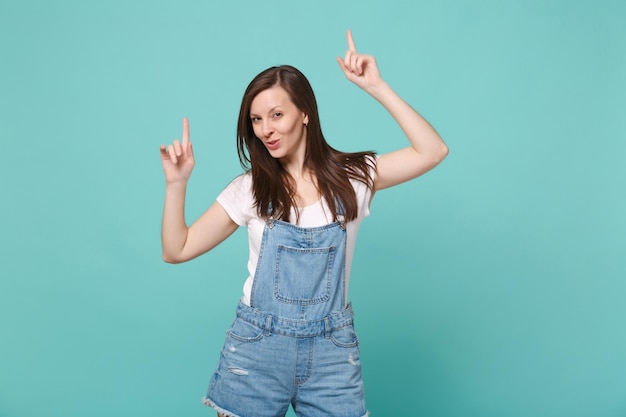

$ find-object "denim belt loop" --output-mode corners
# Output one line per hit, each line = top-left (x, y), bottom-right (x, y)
(265, 314), (273, 337)
(324, 317), (331, 339)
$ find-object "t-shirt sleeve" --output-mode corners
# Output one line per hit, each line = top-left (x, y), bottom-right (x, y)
(216, 174), (255, 226)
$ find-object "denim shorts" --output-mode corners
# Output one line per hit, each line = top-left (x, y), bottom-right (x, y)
(202, 302), (369, 417)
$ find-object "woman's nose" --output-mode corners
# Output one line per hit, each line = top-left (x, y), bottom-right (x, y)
(262, 121), (274, 137)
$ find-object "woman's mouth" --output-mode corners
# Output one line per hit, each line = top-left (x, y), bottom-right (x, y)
(265, 139), (280, 150)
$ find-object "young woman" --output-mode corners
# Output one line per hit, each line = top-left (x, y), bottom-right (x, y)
(160, 31), (448, 417)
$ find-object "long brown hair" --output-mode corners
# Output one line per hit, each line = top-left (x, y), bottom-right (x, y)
(237, 65), (375, 223)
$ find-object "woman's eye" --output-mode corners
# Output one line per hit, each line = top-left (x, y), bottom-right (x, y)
(251, 117), (261, 123)
(273, 112), (282, 118)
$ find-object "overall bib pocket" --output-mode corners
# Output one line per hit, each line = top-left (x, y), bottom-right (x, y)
(274, 244), (336, 305)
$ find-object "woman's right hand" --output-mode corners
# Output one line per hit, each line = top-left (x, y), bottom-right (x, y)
(160, 117), (195, 184)
(159, 117), (238, 264)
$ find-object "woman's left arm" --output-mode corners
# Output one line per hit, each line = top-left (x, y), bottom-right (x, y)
(337, 30), (449, 191)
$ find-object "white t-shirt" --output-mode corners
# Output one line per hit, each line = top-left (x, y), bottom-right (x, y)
(217, 167), (375, 306)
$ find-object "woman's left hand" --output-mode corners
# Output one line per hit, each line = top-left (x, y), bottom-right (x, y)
(336, 30), (384, 92)
(336, 29), (449, 191)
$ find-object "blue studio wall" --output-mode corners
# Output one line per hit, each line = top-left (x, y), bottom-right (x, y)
(1, 1), (625, 416)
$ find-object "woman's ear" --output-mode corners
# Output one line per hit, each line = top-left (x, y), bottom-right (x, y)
(303, 114), (309, 127)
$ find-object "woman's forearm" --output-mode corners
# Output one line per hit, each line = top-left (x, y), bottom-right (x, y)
(367, 81), (448, 161)
(161, 181), (190, 263)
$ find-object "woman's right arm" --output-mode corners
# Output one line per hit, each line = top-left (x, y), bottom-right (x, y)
(160, 118), (238, 264)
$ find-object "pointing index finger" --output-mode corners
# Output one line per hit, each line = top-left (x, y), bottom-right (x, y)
(346, 29), (357, 52)
(182, 117), (190, 145)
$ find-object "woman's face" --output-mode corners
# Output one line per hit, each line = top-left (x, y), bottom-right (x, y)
(250, 86), (309, 163)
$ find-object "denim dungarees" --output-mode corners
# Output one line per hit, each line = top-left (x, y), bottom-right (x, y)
(203, 207), (368, 417)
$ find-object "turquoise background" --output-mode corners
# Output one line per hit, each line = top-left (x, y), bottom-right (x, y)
(1, 0), (625, 416)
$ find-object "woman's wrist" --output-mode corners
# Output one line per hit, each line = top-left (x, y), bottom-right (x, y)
(164, 180), (189, 195)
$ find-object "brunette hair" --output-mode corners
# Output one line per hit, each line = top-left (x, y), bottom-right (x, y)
(237, 65), (375, 223)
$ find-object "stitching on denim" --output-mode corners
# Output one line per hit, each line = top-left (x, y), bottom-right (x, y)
(201, 397), (242, 417)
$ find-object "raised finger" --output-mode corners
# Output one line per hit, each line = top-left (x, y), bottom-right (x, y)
(182, 117), (190, 144)
(346, 29), (357, 52)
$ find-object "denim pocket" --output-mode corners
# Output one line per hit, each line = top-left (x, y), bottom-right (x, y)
(274, 244), (335, 305)
(227, 318), (264, 343)
(330, 325), (360, 348)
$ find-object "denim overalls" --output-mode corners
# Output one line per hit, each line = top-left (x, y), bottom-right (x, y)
(203, 208), (368, 417)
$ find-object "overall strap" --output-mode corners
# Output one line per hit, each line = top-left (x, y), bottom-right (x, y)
(265, 202), (275, 228)
(335, 198), (346, 230)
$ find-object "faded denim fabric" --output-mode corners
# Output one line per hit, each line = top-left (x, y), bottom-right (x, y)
(203, 213), (368, 417)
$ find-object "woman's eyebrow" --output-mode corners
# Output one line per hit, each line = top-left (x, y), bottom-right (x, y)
(250, 106), (283, 116)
